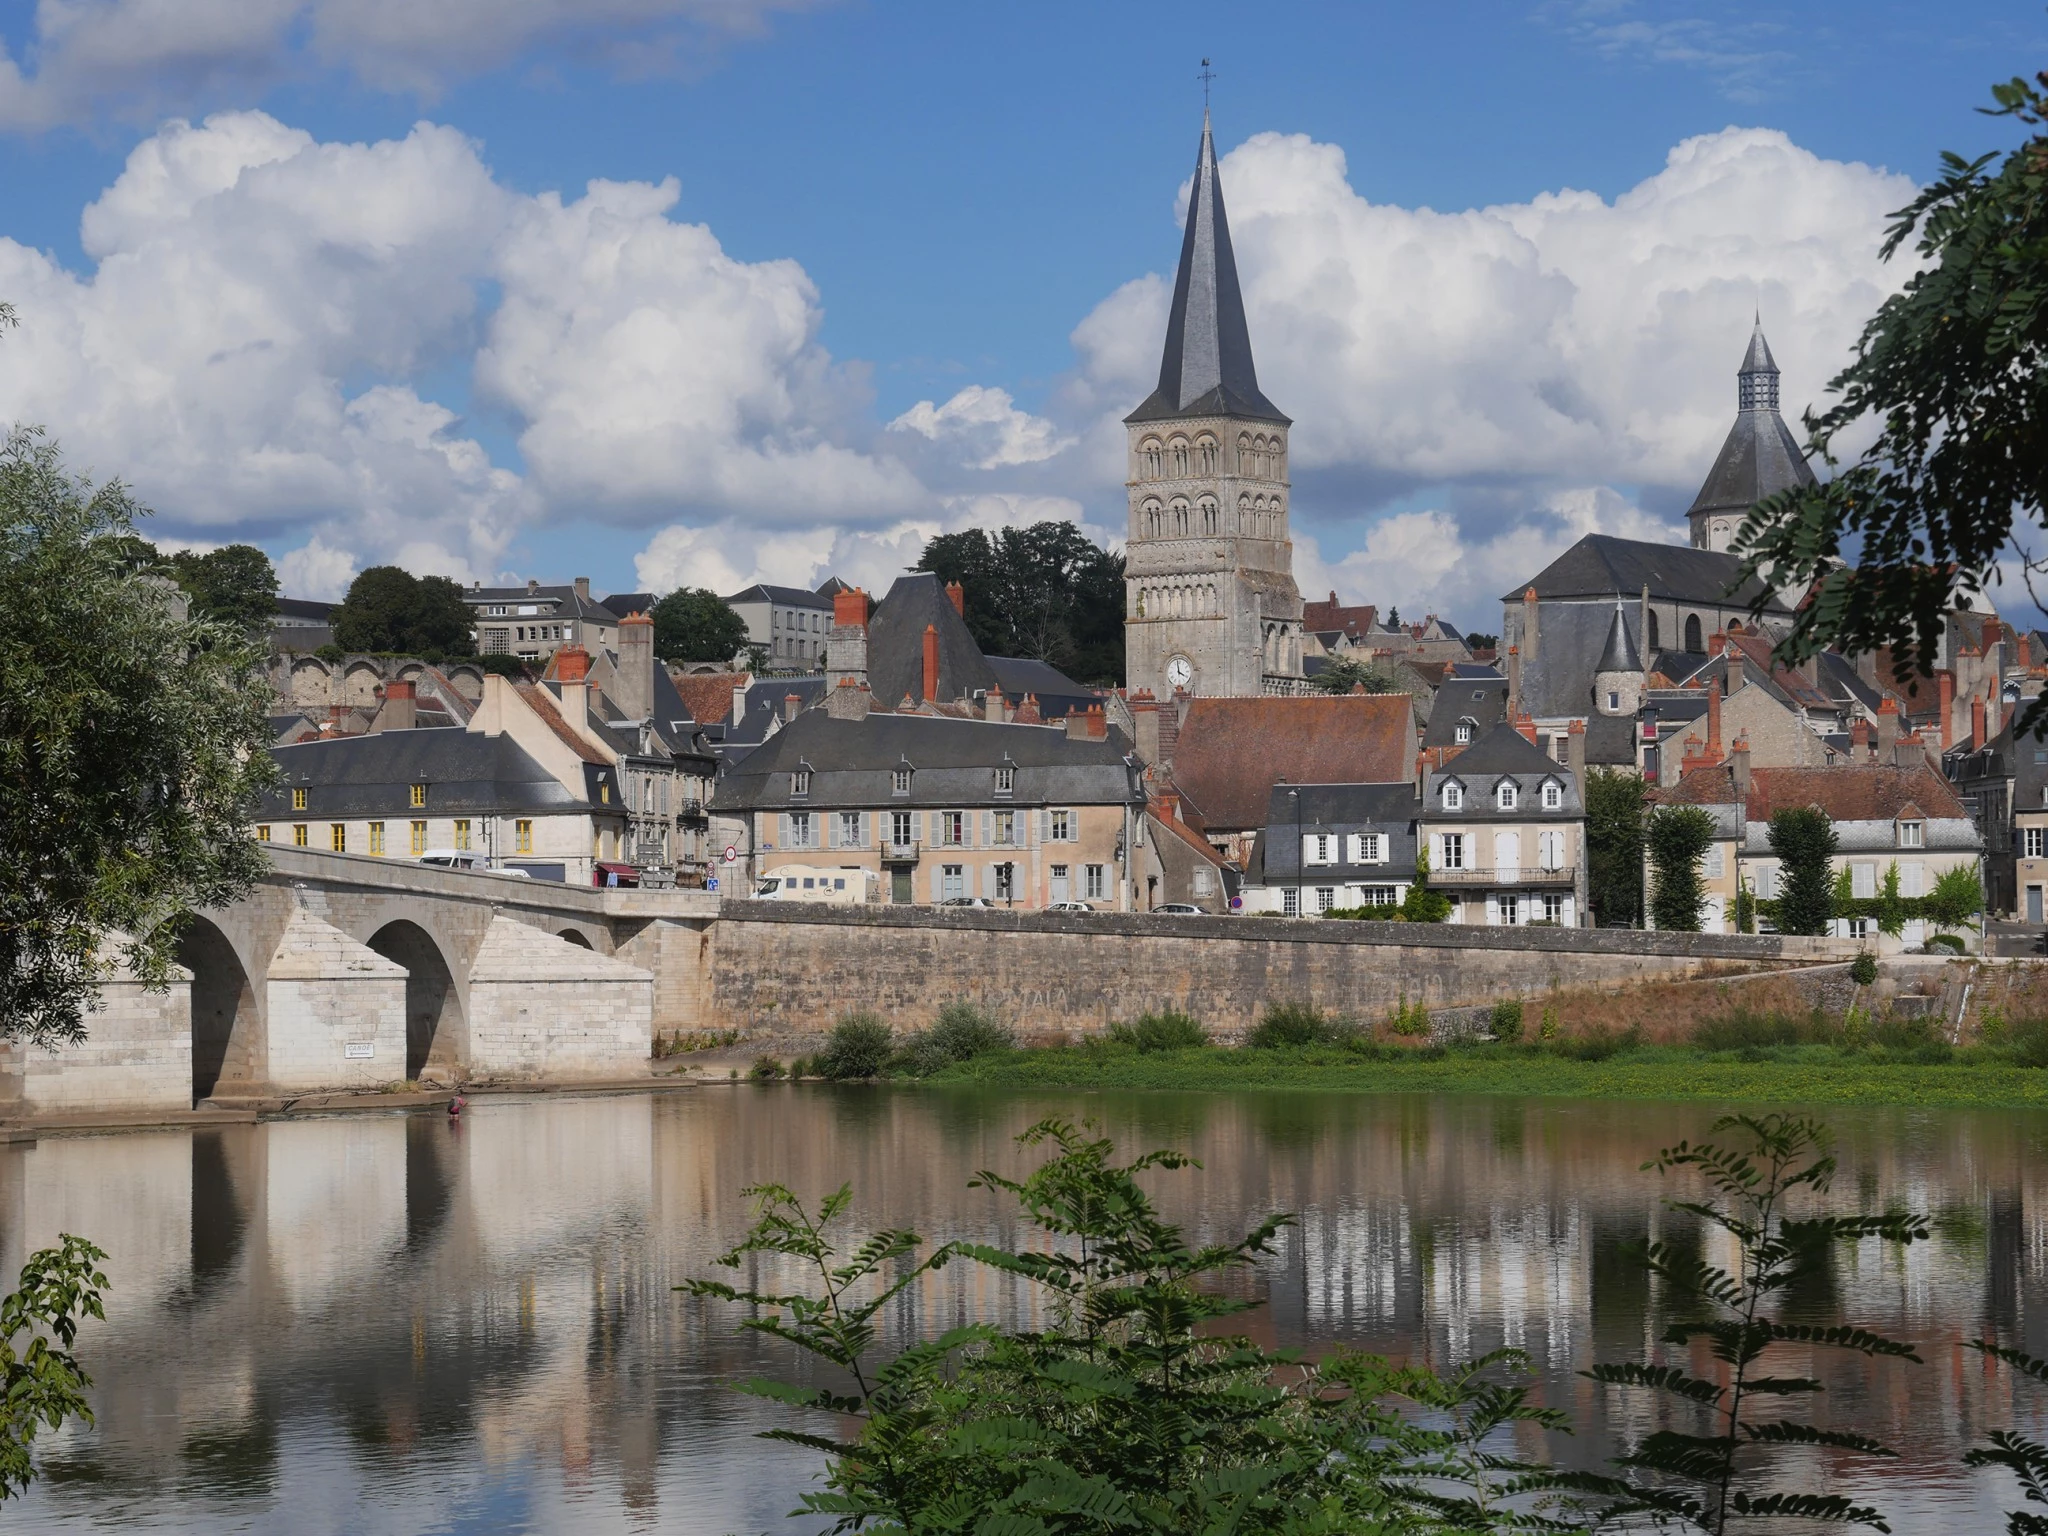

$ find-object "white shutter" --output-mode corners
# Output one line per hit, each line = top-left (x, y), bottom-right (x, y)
(778, 813), (789, 849)
(1852, 862), (1876, 899)
(859, 812), (871, 848)
(1902, 862), (1924, 897)
(1039, 809), (1052, 844)
(982, 810), (993, 847)
(930, 866), (943, 901)
(827, 814), (838, 849)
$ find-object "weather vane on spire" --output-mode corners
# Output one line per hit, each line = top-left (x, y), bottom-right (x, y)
(1198, 58), (1216, 111)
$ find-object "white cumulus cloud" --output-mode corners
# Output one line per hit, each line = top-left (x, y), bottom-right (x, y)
(888, 386), (1071, 470)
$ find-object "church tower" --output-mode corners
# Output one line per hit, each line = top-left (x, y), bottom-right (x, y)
(1124, 112), (1305, 699)
(1687, 319), (1818, 553)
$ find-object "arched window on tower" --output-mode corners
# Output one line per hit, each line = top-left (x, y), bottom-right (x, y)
(1647, 610), (1661, 651)
(1237, 493), (1250, 533)
(1172, 439), (1190, 476)
(1684, 613), (1703, 652)
(1201, 500), (1217, 535)
(1142, 440), (1162, 477)
(1143, 499), (1162, 538)
(1173, 501), (1189, 536)
(1271, 438), (1285, 479)
(1197, 437), (1218, 475)
(1237, 432), (1251, 471)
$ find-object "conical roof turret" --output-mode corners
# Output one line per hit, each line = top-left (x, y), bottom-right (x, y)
(1596, 602), (1642, 675)
(1125, 112), (1288, 425)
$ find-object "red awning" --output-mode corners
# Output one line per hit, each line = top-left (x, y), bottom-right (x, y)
(595, 862), (638, 875)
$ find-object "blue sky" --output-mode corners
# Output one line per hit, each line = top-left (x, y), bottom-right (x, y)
(0, 1), (2041, 627)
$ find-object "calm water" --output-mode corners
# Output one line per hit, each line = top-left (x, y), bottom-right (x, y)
(6, 1087), (2048, 1533)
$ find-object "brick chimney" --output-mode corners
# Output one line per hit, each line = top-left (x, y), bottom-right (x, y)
(945, 581), (965, 618)
(1709, 630), (1728, 658)
(1506, 643), (1521, 714)
(832, 586), (871, 629)
(784, 692), (803, 724)
(827, 676), (872, 721)
(1876, 695), (1899, 758)
(2023, 633), (2035, 670)
(1566, 716), (1586, 781)
(828, 586), (871, 686)
(616, 610), (654, 721)
(371, 677), (416, 734)
(574, 576), (591, 603)
(922, 624), (940, 703)
(1851, 717), (1873, 758)
(1939, 670), (1956, 748)
(1065, 702), (1107, 741)
(1973, 693), (1988, 751)
(1731, 733), (1752, 803)
(1512, 710), (1539, 747)
(555, 645), (591, 683)
(1131, 690), (1161, 764)
(1520, 587), (1539, 664)
(1706, 680), (1722, 758)
(1013, 693), (1042, 725)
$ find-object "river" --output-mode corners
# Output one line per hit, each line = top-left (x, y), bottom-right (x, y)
(4, 1086), (2045, 1533)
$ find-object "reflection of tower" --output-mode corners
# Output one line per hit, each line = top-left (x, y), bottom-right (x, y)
(1123, 111), (1305, 699)
(1687, 319), (1818, 553)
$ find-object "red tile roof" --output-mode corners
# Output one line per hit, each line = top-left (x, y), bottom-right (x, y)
(1303, 593), (1377, 637)
(514, 680), (609, 765)
(670, 670), (747, 728)
(1658, 762), (1967, 821)
(1170, 695), (1414, 830)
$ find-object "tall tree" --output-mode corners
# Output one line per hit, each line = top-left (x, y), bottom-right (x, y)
(1646, 804), (1715, 932)
(1738, 71), (2048, 715)
(0, 427), (276, 1046)
(168, 544), (280, 633)
(1585, 770), (1649, 927)
(331, 566), (475, 657)
(1307, 655), (1399, 694)
(1768, 807), (1838, 936)
(916, 521), (1126, 685)
(652, 587), (750, 663)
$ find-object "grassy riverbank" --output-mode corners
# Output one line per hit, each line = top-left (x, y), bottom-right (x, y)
(925, 1042), (2048, 1109)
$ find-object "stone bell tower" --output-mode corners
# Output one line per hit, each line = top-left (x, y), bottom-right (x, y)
(1123, 111), (1305, 700)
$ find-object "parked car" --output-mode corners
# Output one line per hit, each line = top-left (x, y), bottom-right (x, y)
(1151, 903), (1207, 916)
(939, 896), (1000, 908)
(1045, 901), (1095, 913)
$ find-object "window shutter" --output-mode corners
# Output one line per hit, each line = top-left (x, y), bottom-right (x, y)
(827, 815), (838, 849)
(982, 810), (993, 847)
(1038, 809), (1051, 844)
(930, 865), (943, 901)
(860, 812), (871, 848)
(778, 813), (789, 848)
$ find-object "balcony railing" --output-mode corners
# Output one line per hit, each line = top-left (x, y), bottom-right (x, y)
(880, 839), (923, 863)
(1426, 864), (1577, 887)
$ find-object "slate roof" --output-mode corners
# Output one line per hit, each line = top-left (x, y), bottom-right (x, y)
(986, 656), (1097, 719)
(1125, 113), (1288, 426)
(263, 730), (587, 817)
(868, 572), (998, 708)
(1585, 715), (1637, 765)
(1688, 322), (1819, 522)
(724, 582), (836, 609)
(1597, 605), (1642, 674)
(723, 676), (830, 756)
(1517, 601), (1644, 719)
(1422, 677), (1509, 750)
(602, 592), (655, 618)
(1260, 782), (1422, 882)
(1170, 694), (1413, 831)
(462, 584), (620, 622)
(711, 710), (1140, 813)
(1507, 534), (1786, 610)
(1423, 723), (1583, 816)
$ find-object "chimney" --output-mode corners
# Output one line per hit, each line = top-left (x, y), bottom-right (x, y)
(1506, 643), (1521, 714)
(1973, 693), (1988, 751)
(555, 645), (592, 735)
(1731, 734), (1752, 804)
(784, 692), (803, 724)
(616, 611), (654, 721)
(574, 576), (591, 603)
(1013, 693), (1042, 725)
(828, 586), (871, 687)
(1709, 630), (1727, 658)
(1877, 695), (1900, 758)
(1131, 690), (1161, 764)
(1161, 690), (1189, 765)
(827, 676), (872, 722)
(1851, 717), (1873, 758)
(371, 678), (417, 734)
(2023, 633), (2035, 670)
(984, 689), (1006, 722)
(1566, 717), (1586, 781)
(1725, 648), (1745, 694)
(555, 645), (591, 684)
(1154, 786), (1181, 822)
(922, 624), (940, 703)
(1512, 710), (1539, 747)
(832, 586), (871, 630)
(732, 680), (748, 729)
(1939, 670), (1956, 749)
(945, 581), (965, 618)
(526, 577), (539, 595)
(1520, 588), (1539, 664)
(1066, 703), (1107, 741)
(1706, 680), (1722, 757)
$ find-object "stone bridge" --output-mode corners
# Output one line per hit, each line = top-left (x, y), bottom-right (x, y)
(1, 848), (717, 1118)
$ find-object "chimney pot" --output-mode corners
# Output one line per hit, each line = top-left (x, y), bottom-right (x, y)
(945, 581), (965, 618)
(1939, 670), (1957, 749)
(555, 645), (591, 684)
(574, 576), (590, 602)
(527, 577), (539, 595)
(784, 692), (802, 724)
(832, 586), (871, 630)
(922, 623), (940, 703)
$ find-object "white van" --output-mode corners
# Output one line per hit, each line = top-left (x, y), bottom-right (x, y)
(754, 866), (878, 904)
(417, 850), (530, 878)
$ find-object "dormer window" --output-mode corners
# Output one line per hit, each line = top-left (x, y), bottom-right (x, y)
(995, 765), (1014, 796)
(1441, 781), (1463, 811)
(791, 768), (812, 797)
(892, 766), (913, 796)
(1898, 820), (1923, 848)
(1541, 779), (1563, 811)
(1497, 781), (1518, 811)
(1455, 718), (1474, 744)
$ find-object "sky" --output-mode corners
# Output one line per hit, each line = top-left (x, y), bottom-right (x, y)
(0, 1), (2042, 632)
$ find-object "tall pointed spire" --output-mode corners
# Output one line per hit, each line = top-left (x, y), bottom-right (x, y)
(1686, 316), (1814, 553)
(1736, 316), (1780, 411)
(1125, 113), (1288, 424)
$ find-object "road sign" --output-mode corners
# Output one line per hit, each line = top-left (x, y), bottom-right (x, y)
(723, 845), (738, 863)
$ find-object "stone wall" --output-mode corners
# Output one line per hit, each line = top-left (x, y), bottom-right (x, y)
(466, 917), (654, 1079)
(264, 909), (409, 1092)
(0, 965), (193, 1115)
(703, 902), (1840, 1043)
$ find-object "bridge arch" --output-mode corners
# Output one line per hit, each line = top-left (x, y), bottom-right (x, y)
(367, 921), (467, 1081)
(556, 929), (594, 950)
(178, 917), (259, 1101)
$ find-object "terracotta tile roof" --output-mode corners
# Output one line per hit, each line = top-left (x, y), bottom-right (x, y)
(513, 680), (609, 765)
(1302, 593), (1377, 637)
(1725, 630), (1832, 710)
(670, 670), (747, 728)
(1659, 762), (1967, 821)
(1170, 695), (1414, 831)
(1149, 799), (1226, 864)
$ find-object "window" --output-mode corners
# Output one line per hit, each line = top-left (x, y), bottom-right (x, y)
(789, 812), (815, 849)
(994, 809), (1017, 845)
(1706, 845), (1724, 879)
(330, 824), (346, 852)
(1647, 611), (1661, 651)
(792, 769), (811, 797)
(1851, 862), (1877, 899)
(1543, 893), (1566, 924)
(942, 865), (965, 901)
(411, 821), (428, 856)
(838, 812), (863, 847)
(1085, 864), (1107, 900)
(292, 787), (307, 811)
(1439, 833), (1466, 870)
(1845, 916), (1872, 940)
(1606, 691), (1620, 711)
(454, 820), (471, 851)
(1351, 832), (1383, 863)
(1050, 809), (1073, 841)
(893, 767), (912, 795)
(370, 822), (387, 856)
(1684, 614), (1703, 652)
(1496, 781), (1518, 811)
(1303, 833), (1335, 865)
(1541, 779), (1563, 811)
(256, 825), (271, 842)
(1441, 782), (1463, 811)
(1192, 867), (1215, 896)
(1898, 820), (1923, 848)
(1537, 829), (1565, 870)
(995, 766), (1014, 795)
(1281, 888), (1300, 916)
(1455, 720), (1473, 744)
(1316, 887), (1336, 913)
(293, 823), (308, 847)
(1756, 865), (1777, 899)
(2029, 828), (2048, 860)
(410, 783), (427, 808)
(891, 810), (915, 847)
(1497, 893), (1520, 925)
(941, 811), (966, 846)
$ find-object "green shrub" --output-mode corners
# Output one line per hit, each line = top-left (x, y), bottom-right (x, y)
(2010, 1019), (2048, 1068)
(819, 1012), (894, 1080)
(1769, 807), (1839, 935)
(1108, 1010), (1209, 1051)
(1538, 1004), (1559, 1041)
(1246, 1001), (1351, 1048)
(1386, 996), (1431, 1038)
(1552, 1024), (1638, 1061)
(928, 1002), (1013, 1059)
(750, 1055), (785, 1081)
(1925, 932), (1966, 954)
(1692, 1008), (1834, 1052)
(1489, 998), (1524, 1041)
(1849, 952), (1879, 986)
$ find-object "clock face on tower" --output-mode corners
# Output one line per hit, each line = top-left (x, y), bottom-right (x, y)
(1165, 655), (1193, 690)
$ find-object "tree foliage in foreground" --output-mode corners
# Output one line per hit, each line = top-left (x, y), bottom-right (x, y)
(1585, 770), (1649, 927)
(916, 522), (1126, 686)
(1585, 1114), (1927, 1534)
(1965, 1340), (2048, 1536)
(0, 428), (276, 1045)
(684, 1119), (1580, 1532)
(1736, 71), (2048, 718)
(1767, 807), (1840, 937)
(0, 1234), (108, 1501)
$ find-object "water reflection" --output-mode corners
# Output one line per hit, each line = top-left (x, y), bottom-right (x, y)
(2, 1089), (2045, 1532)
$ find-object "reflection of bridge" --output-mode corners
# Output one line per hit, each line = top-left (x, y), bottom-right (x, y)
(1, 848), (717, 1116)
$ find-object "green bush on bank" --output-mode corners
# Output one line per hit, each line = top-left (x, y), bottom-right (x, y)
(1106, 1010), (1209, 1051)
